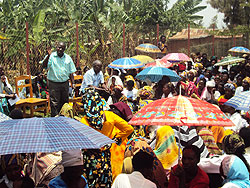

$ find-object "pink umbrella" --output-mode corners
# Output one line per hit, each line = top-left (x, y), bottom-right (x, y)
(145, 59), (173, 68)
(161, 53), (190, 62)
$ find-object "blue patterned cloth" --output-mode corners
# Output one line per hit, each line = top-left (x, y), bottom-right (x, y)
(49, 175), (88, 188)
(0, 116), (114, 155)
(224, 91), (250, 111)
(0, 111), (11, 122)
(47, 52), (76, 82)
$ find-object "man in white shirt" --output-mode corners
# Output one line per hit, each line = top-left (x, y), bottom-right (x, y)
(112, 151), (156, 188)
(80, 60), (107, 92)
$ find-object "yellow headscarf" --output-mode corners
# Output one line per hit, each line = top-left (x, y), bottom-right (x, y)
(243, 77), (250, 84)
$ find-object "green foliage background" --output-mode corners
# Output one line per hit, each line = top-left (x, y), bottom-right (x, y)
(0, 0), (206, 77)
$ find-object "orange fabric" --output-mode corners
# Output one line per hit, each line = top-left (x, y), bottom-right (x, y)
(80, 111), (133, 142)
(110, 127), (127, 180)
(210, 126), (226, 144)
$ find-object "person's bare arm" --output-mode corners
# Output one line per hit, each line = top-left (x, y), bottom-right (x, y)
(42, 48), (52, 68)
(101, 83), (108, 91)
(70, 73), (75, 89)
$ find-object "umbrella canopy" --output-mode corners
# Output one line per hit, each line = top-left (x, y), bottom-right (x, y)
(228, 46), (250, 54)
(0, 116), (114, 155)
(136, 66), (181, 83)
(129, 95), (234, 127)
(161, 53), (190, 62)
(0, 112), (11, 122)
(131, 55), (154, 64)
(145, 59), (173, 68)
(224, 91), (250, 111)
(135, 43), (161, 53)
(214, 56), (245, 66)
(108, 57), (144, 69)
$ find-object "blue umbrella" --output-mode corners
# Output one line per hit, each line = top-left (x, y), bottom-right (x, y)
(136, 67), (181, 82)
(0, 116), (114, 155)
(224, 91), (250, 111)
(108, 57), (144, 69)
(228, 46), (250, 54)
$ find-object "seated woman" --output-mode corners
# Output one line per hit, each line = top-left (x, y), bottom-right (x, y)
(220, 155), (250, 188)
(222, 133), (250, 173)
(168, 145), (209, 188)
(198, 133), (250, 187)
(122, 137), (168, 188)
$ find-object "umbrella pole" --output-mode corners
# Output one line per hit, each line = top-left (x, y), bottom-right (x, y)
(178, 85), (182, 164)
(178, 125), (181, 164)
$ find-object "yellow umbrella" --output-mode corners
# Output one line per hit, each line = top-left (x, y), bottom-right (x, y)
(131, 55), (154, 64)
(135, 43), (161, 53)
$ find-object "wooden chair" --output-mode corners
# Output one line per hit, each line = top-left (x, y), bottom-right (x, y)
(69, 75), (83, 114)
(15, 75), (48, 118)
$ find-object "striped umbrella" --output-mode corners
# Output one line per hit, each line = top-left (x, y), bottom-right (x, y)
(224, 91), (250, 111)
(108, 57), (144, 69)
(132, 55), (154, 64)
(161, 53), (190, 62)
(214, 56), (245, 66)
(145, 59), (173, 68)
(135, 43), (161, 53)
(228, 46), (250, 54)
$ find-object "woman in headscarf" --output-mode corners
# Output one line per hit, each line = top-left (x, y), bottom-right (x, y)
(218, 83), (235, 104)
(221, 155), (250, 188)
(109, 102), (133, 180)
(185, 69), (199, 97)
(222, 133), (250, 173)
(122, 137), (168, 188)
(80, 88), (134, 188)
(197, 127), (222, 156)
(138, 86), (154, 110)
(152, 126), (179, 173)
(235, 76), (250, 95)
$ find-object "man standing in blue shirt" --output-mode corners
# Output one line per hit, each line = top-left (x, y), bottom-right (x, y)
(43, 42), (76, 116)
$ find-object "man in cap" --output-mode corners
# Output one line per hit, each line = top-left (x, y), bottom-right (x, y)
(49, 149), (87, 188)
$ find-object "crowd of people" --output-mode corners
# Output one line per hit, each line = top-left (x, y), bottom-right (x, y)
(0, 41), (250, 188)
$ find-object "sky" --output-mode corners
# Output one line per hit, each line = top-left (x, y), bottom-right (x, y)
(169, 0), (226, 28)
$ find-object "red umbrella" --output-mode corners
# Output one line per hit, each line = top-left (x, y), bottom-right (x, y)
(129, 95), (234, 127)
(161, 53), (190, 63)
(145, 59), (173, 68)
(129, 95), (234, 161)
